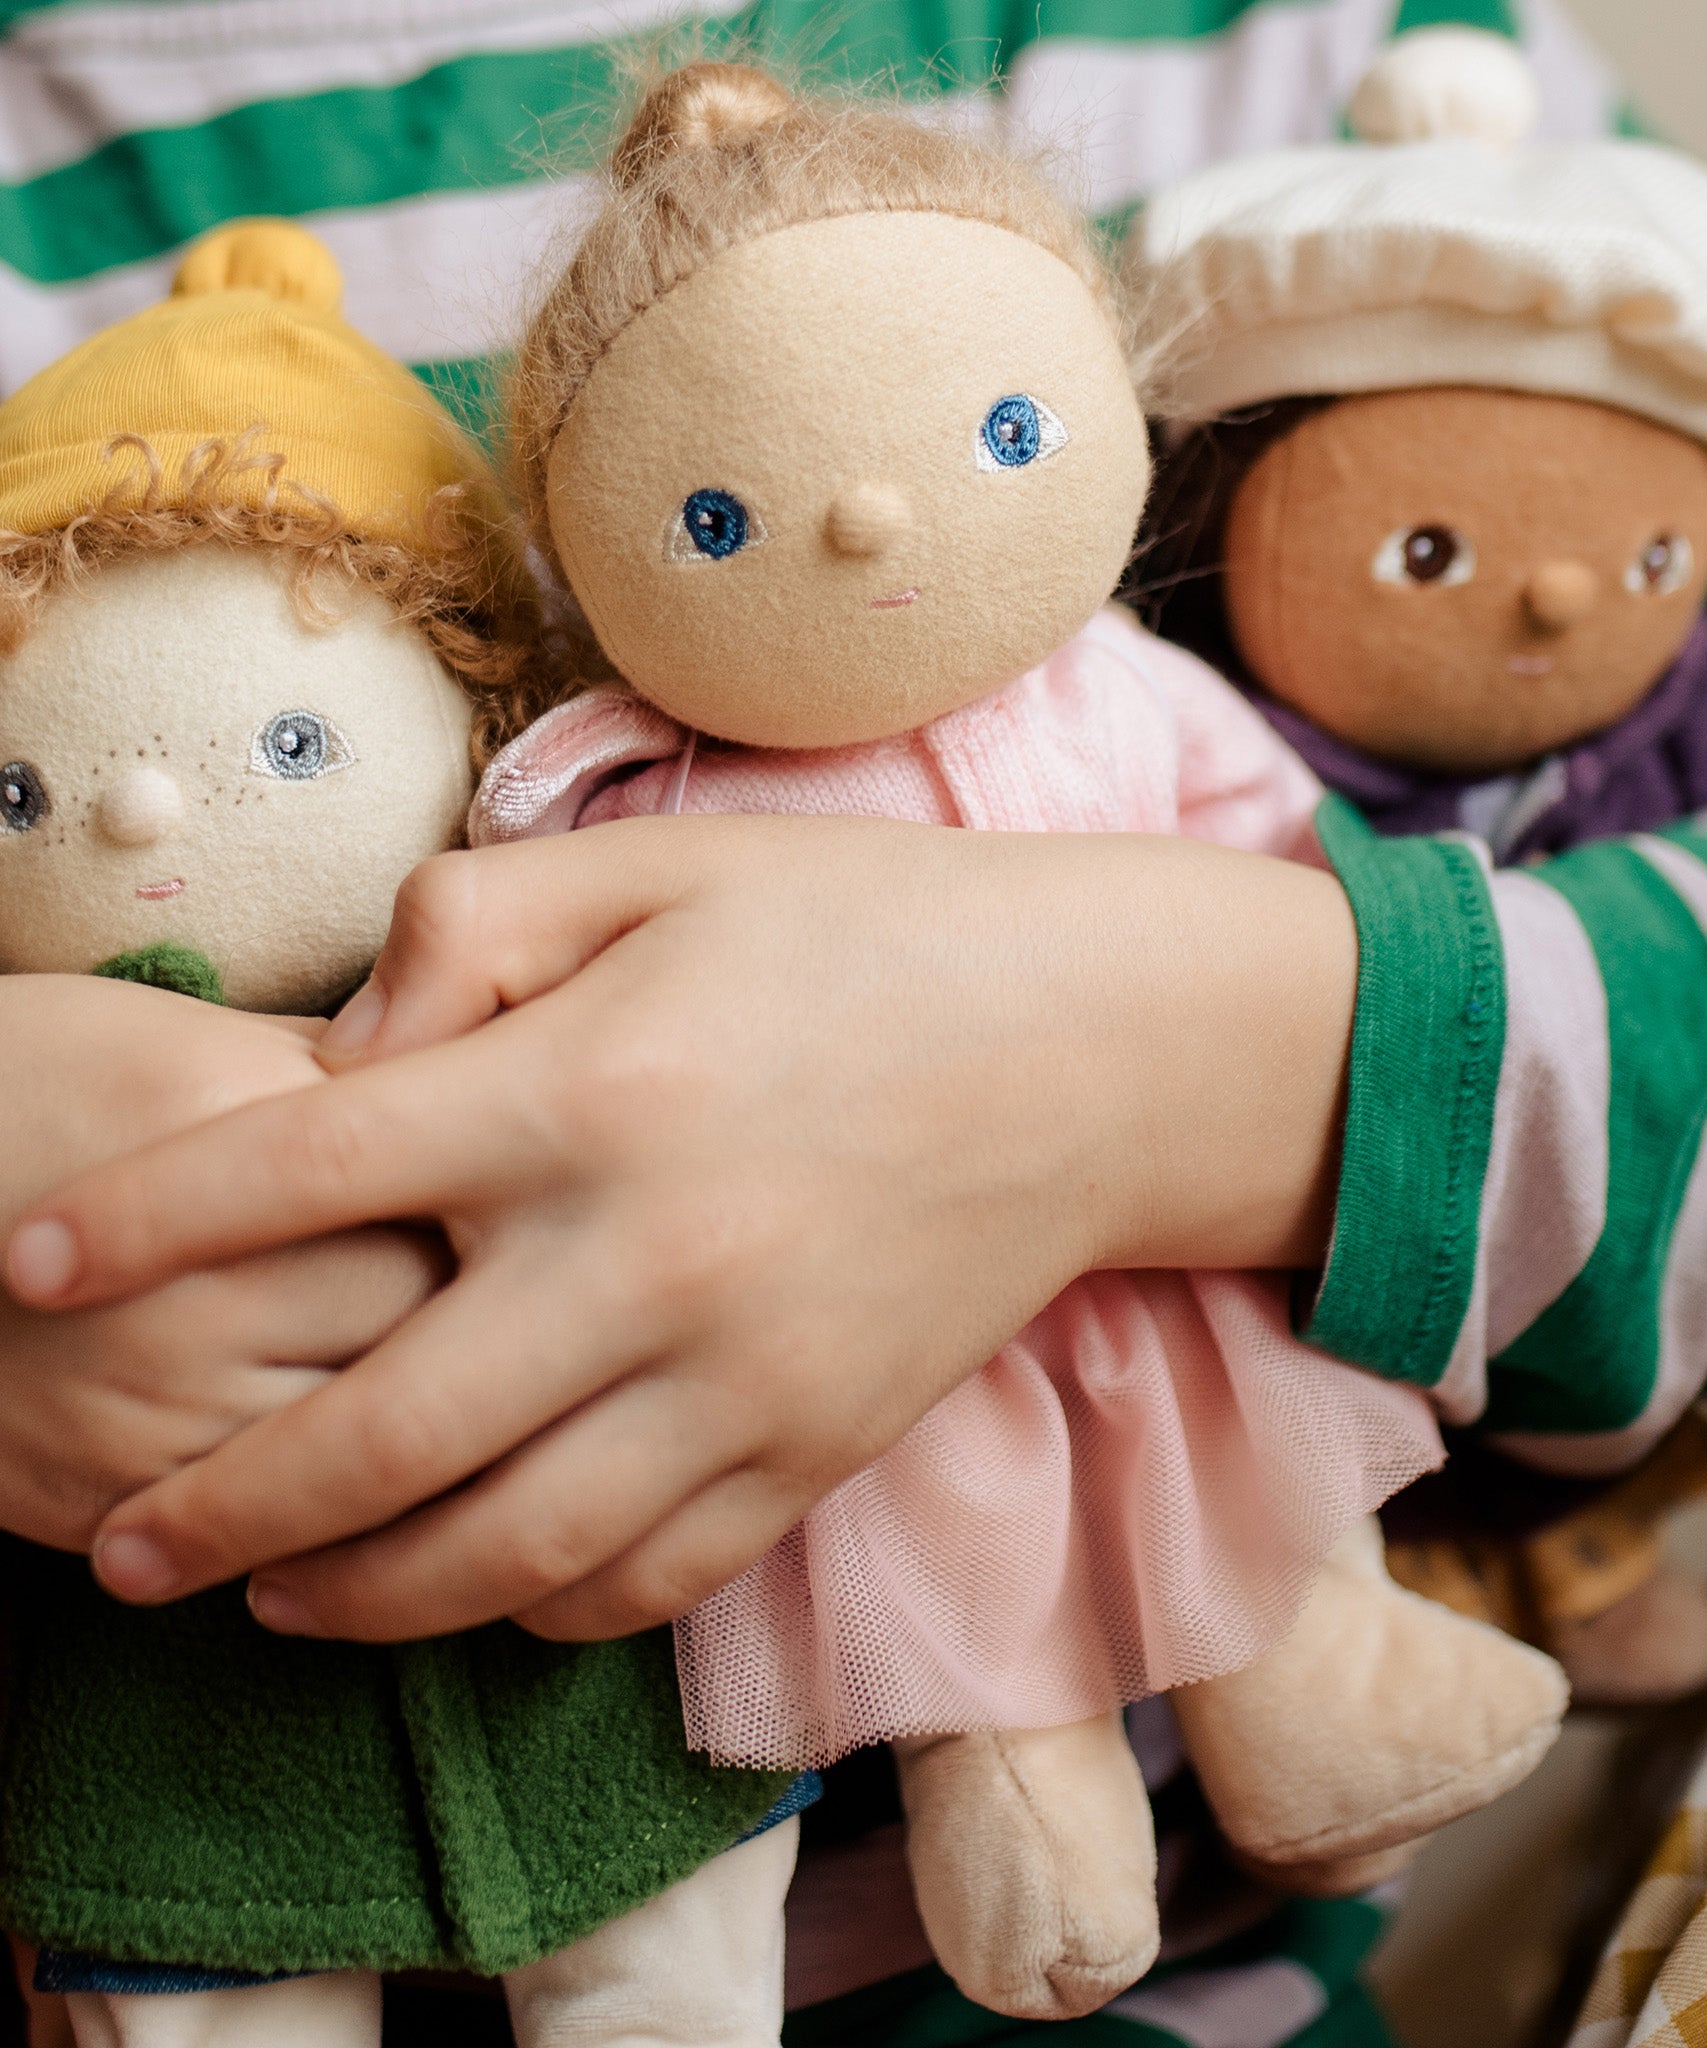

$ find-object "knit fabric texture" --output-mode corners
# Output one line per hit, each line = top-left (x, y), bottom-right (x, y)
(0, 1544), (792, 1975)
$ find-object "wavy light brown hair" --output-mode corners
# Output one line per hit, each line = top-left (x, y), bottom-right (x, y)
(510, 60), (1128, 560)
(0, 430), (556, 765)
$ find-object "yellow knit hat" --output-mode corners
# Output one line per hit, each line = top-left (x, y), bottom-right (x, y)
(0, 219), (501, 547)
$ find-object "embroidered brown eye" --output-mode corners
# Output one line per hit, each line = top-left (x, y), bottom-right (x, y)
(1626, 533), (1695, 595)
(1373, 525), (1478, 588)
(0, 760), (47, 832)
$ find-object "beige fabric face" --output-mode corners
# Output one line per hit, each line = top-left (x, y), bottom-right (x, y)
(1223, 388), (1707, 775)
(0, 546), (474, 1011)
(549, 211), (1150, 749)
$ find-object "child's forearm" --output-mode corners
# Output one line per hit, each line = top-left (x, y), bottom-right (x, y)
(1, 821), (1358, 1640)
(1307, 810), (1707, 1474)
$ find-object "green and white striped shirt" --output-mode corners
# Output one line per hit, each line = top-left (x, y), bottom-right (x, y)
(1311, 803), (1707, 1476)
(0, 0), (1622, 426)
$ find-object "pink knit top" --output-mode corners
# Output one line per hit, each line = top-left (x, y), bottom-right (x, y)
(471, 609), (1444, 1767)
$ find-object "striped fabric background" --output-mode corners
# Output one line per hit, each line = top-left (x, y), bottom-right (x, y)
(0, 0), (1622, 431)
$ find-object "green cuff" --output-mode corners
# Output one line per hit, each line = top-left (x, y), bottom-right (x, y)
(1302, 797), (1505, 1387)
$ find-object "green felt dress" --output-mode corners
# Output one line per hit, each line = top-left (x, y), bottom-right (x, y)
(0, 948), (790, 1975)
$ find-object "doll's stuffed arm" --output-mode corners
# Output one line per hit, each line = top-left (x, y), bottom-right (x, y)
(469, 688), (687, 846)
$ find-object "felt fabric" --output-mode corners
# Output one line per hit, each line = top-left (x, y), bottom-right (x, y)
(91, 940), (224, 1003)
(0, 547), (475, 1012)
(1129, 117), (1707, 442)
(0, 221), (506, 550)
(1256, 615), (1707, 863)
(548, 212), (1150, 750)
(0, 1546), (793, 1976)
(1221, 388), (1707, 778)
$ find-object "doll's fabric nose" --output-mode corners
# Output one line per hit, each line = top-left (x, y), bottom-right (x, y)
(98, 766), (184, 846)
(1524, 561), (1600, 632)
(825, 483), (912, 558)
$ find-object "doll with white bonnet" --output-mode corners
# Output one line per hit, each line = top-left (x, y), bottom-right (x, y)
(0, 221), (808, 2048)
(473, 61), (1570, 2022)
(1132, 28), (1707, 1710)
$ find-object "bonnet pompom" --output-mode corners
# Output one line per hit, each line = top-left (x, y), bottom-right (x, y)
(611, 62), (795, 188)
(1349, 27), (1541, 148)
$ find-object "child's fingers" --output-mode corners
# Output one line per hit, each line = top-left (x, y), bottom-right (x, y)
(239, 1373), (755, 1641)
(317, 824), (695, 1072)
(87, 1245), (654, 1604)
(511, 1466), (810, 1642)
(1, 1008), (568, 1313)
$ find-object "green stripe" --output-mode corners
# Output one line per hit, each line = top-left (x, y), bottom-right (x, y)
(1486, 840), (1707, 1434)
(412, 355), (507, 445)
(0, 0), (1405, 285)
(1304, 797), (1504, 1388)
(1392, 0), (1518, 33)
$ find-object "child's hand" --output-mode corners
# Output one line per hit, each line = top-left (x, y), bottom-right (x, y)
(2, 819), (1354, 1642)
(0, 974), (443, 1549)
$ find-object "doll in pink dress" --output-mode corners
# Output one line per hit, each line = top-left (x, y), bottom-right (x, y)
(477, 60), (1570, 2024)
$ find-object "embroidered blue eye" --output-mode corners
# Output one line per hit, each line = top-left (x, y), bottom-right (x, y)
(250, 710), (354, 782)
(674, 488), (753, 562)
(0, 760), (47, 832)
(976, 394), (1069, 472)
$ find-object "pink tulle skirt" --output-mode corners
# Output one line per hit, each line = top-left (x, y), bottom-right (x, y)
(675, 1270), (1443, 1767)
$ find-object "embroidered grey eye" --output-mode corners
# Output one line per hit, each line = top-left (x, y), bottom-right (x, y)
(0, 760), (47, 832)
(250, 710), (353, 782)
(1626, 533), (1695, 595)
(975, 395), (1069, 472)
(668, 489), (768, 563)
(1373, 525), (1478, 588)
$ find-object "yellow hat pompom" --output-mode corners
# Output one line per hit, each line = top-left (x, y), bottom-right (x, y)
(171, 219), (345, 312)
(0, 217), (500, 551)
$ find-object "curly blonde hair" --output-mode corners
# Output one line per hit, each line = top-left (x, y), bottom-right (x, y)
(510, 60), (1125, 558)
(0, 430), (557, 764)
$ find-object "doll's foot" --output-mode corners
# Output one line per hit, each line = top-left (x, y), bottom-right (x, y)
(1550, 1561), (1707, 1707)
(893, 1713), (1158, 2020)
(1172, 1518), (1567, 1873)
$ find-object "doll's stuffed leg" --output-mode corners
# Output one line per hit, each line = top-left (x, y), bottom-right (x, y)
(62, 1973), (380, 2048)
(892, 1712), (1158, 2022)
(1170, 1517), (1568, 1891)
(502, 1816), (797, 2048)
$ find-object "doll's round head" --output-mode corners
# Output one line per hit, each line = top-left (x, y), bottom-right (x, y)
(0, 221), (545, 1011)
(1216, 386), (1707, 774)
(0, 541), (477, 1011)
(1129, 28), (1707, 777)
(516, 64), (1150, 749)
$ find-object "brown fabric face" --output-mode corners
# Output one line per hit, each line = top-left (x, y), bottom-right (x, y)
(548, 211), (1150, 750)
(1222, 388), (1707, 775)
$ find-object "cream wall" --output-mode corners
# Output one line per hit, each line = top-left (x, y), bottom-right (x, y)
(1559, 0), (1707, 154)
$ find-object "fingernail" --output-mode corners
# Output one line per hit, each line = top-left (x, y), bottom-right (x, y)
(92, 1531), (180, 1603)
(5, 1217), (80, 1302)
(248, 1578), (324, 1637)
(318, 980), (387, 1068)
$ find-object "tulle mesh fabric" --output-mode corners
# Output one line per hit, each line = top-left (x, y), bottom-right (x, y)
(676, 1271), (1442, 1766)
(473, 610), (1443, 1771)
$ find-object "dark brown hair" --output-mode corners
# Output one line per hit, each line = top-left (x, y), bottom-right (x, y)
(1123, 398), (1335, 685)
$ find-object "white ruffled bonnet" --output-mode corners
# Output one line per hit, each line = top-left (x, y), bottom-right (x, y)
(1126, 27), (1707, 445)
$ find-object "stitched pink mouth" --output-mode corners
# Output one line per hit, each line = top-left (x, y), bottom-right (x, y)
(869, 588), (920, 610)
(135, 878), (185, 901)
(1508, 655), (1554, 677)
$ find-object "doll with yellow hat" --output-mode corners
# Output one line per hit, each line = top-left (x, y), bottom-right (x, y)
(0, 220), (805, 2047)
(1131, 29), (1707, 1712)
